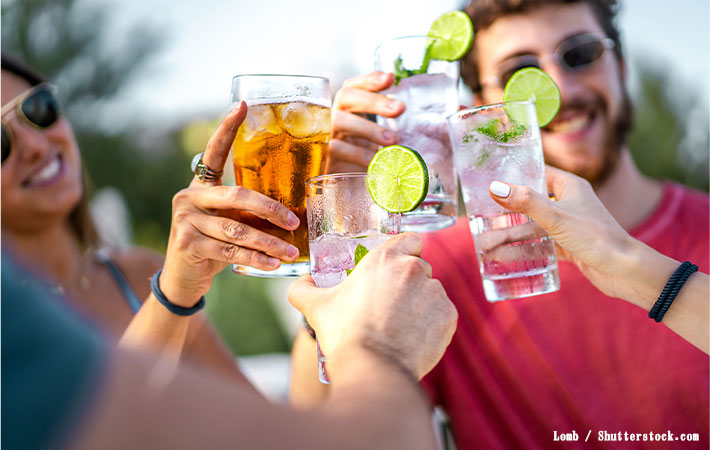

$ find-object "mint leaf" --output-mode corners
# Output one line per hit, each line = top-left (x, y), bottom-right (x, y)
(473, 119), (526, 143)
(392, 40), (435, 86)
(393, 55), (409, 86)
(345, 244), (369, 276)
(474, 119), (500, 140)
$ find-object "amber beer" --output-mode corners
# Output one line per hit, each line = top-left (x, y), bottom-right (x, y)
(230, 75), (331, 277)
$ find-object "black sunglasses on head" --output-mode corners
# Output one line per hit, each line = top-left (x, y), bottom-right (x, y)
(485, 34), (616, 90)
(1, 83), (62, 164)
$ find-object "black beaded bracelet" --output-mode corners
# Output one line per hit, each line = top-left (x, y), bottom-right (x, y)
(150, 269), (206, 316)
(649, 261), (698, 323)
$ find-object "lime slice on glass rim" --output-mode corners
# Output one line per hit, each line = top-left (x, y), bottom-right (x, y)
(502, 67), (561, 127)
(427, 11), (474, 61)
(366, 145), (429, 213)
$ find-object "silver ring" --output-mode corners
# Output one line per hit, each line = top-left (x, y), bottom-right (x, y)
(191, 152), (223, 182)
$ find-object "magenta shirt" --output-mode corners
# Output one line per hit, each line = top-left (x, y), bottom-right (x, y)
(421, 182), (709, 450)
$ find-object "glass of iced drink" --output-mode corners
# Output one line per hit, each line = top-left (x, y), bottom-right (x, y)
(446, 100), (560, 301)
(230, 75), (331, 277)
(374, 36), (459, 232)
(306, 172), (401, 383)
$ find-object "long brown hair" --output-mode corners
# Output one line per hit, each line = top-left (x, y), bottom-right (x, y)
(1, 53), (100, 249)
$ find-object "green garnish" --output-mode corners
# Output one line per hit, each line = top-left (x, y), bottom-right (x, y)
(468, 119), (526, 144)
(393, 40), (435, 85)
(345, 244), (369, 276)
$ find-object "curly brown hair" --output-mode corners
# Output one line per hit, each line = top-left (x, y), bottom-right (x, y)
(461, 0), (624, 94)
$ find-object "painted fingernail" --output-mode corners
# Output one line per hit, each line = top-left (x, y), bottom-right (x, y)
(382, 130), (396, 142)
(490, 181), (511, 198)
(267, 257), (280, 267)
(287, 211), (300, 228)
(286, 245), (299, 259)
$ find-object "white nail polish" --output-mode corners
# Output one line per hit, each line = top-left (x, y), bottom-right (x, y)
(490, 181), (511, 198)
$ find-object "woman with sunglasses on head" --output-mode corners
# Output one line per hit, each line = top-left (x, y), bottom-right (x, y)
(0, 54), (304, 382)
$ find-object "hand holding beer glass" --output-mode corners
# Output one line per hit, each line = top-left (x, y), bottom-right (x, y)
(230, 75), (331, 277)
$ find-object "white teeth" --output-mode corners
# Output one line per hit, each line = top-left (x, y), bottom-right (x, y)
(549, 115), (590, 134)
(31, 157), (61, 184)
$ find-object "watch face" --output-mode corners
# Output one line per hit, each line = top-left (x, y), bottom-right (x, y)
(191, 152), (204, 173)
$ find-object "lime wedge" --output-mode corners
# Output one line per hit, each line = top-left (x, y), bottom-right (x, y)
(503, 67), (561, 127)
(427, 11), (474, 61)
(367, 145), (429, 213)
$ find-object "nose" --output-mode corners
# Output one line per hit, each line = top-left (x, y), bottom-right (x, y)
(7, 117), (51, 164)
(541, 61), (584, 106)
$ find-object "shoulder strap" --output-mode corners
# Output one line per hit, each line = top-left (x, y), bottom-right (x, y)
(96, 250), (143, 314)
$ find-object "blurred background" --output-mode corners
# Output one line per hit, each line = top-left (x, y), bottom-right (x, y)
(3, 0), (708, 399)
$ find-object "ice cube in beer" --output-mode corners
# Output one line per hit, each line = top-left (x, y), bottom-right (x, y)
(276, 101), (318, 138)
(241, 103), (281, 142)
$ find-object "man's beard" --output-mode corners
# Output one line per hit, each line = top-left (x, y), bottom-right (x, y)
(586, 88), (633, 185)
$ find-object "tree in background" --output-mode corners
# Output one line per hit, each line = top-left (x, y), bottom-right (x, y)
(628, 60), (709, 192)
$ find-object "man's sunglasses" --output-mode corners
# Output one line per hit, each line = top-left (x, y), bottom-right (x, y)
(483, 34), (616, 90)
(1, 83), (62, 164)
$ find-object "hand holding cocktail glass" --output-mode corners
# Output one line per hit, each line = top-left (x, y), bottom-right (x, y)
(288, 233), (457, 382)
(158, 102), (301, 306)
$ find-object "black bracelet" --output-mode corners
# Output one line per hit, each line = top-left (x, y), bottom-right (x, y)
(150, 269), (206, 316)
(649, 261), (698, 323)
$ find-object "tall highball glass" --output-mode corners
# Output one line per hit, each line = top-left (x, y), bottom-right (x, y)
(230, 75), (331, 277)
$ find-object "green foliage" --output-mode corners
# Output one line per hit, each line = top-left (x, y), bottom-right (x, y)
(1, 0), (163, 132)
(78, 131), (193, 253)
(206, 271), (291, 356)
(628, 61), (709, 192)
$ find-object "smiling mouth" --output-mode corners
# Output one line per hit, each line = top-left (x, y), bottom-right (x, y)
(545, 110), (596, 135)
(23, 154), (63, 187)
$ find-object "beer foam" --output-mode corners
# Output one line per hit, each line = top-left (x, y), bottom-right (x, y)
(240, 96), (331, 109)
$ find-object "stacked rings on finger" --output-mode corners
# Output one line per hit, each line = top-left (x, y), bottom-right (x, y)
(191, 152), (224, 182)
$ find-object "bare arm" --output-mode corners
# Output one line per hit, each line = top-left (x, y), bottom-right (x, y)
(490, 167), (709, 353)
(119, 101), (300, 376)
(78, 234), (456, 450)
(75, 346), (436, 450)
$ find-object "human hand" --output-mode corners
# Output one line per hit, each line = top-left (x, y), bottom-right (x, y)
(287, 233), (457, 381)
(327, 72), (405, 173)
(488, 166), (636, 299)
(159, 102), (301, 307)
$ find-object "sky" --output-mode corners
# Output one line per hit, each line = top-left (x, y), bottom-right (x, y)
(95, 0), (709, 129)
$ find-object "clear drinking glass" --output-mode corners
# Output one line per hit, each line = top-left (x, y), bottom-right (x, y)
(230, 75), (331, 277)
(306, 173), (401, 383)
(374, 36), (459, 232)
(446, 100), (560, 301)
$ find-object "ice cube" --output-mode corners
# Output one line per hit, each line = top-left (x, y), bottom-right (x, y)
(310, 234), (355, 275)
(312, 269), (347, 288)
(241, 104), (281, 142)
(276, 102), (318, 138)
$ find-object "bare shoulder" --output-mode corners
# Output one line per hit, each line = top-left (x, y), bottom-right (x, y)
(107, 247), (165, 301)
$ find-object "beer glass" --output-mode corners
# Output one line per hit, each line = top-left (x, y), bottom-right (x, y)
(230, 75), (331, 277)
